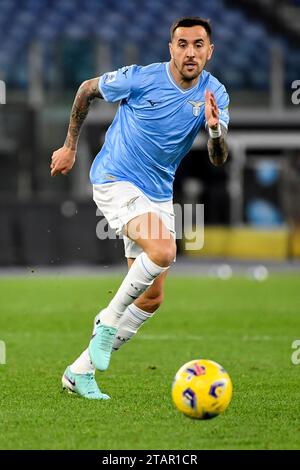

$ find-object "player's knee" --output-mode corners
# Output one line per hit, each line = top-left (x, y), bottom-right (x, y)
(149, 240), (176, 267)
(162, 241), (176, 266)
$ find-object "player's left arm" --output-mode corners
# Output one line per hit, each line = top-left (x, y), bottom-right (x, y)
(205, 89), (229, 167)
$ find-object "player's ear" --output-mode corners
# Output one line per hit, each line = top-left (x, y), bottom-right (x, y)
(169, 42), (174, 60)
(207, 43), (214, 61)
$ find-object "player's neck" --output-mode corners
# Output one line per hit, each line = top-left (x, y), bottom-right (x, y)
(169, 61), (201, 90)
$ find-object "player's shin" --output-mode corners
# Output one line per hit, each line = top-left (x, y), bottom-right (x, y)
(99, 252), (168, 328)
(89, 252), (168, 371)
(112, 304), (155, 351)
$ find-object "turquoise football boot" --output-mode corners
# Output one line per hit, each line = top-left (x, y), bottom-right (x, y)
(89, 319), (118, 371)
(62, 366), (110, 400)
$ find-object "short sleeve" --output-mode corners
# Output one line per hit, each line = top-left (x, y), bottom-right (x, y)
(98, 65), (138, 103)
(215, 85), (230, 129)
(205, 84), (230, 130)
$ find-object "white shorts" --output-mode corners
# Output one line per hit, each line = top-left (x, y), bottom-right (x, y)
(93, 181), (175, 259)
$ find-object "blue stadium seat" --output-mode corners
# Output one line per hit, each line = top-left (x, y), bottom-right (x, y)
(0, 0), (298, 90)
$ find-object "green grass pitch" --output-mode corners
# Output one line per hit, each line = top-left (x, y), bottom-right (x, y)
(0, 274), (300, 450)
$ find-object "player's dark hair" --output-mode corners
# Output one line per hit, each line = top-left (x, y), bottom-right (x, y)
(170, 16), (212, 41)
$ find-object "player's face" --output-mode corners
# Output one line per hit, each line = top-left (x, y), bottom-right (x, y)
(169, 26), (214, 82)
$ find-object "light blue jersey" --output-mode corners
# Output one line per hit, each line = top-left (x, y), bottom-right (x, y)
(90, 62), (229, 201)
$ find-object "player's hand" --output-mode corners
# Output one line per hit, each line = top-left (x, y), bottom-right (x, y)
(50, 146), (76, 177)
(205, 89), (219, 129)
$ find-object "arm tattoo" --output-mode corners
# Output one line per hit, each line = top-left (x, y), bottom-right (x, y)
(207, 125), (229, 167)
(64, 78), (103, 151)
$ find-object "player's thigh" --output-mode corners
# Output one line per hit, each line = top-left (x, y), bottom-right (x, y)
(125, 212), (176, 266)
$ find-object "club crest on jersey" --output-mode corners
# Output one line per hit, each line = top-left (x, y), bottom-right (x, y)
(188, 100), (205, 117)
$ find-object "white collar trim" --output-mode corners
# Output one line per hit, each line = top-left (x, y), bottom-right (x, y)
(165, 62), (201, 94)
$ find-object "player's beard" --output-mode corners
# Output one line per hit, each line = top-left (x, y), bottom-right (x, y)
(174, 58), (202, 82)
(182, 67), (201, 81)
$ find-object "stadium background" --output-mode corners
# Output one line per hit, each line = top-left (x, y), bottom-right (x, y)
(0, 0), (300, 267)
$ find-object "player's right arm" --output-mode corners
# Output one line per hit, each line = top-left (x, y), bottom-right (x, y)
(50, 78), (103, 177)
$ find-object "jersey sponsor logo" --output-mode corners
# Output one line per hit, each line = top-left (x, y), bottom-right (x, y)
(103, 71), (117, 84)
(188, 100), (205, 117)
(146, 99), (161, 107)
(122, 67), (129, 79)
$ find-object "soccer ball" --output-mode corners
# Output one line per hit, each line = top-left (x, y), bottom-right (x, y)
(172, 359), (233, 419)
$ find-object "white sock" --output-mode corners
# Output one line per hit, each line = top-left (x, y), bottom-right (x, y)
(112, 303), (154, 351)
(70, 348), (95, 374)
(100, 252), (168, 328)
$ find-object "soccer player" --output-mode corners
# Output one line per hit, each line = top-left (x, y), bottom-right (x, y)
(51, 17), (229, 399)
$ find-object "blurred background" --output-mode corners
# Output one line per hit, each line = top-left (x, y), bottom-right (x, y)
(0, 0), (300, 270)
